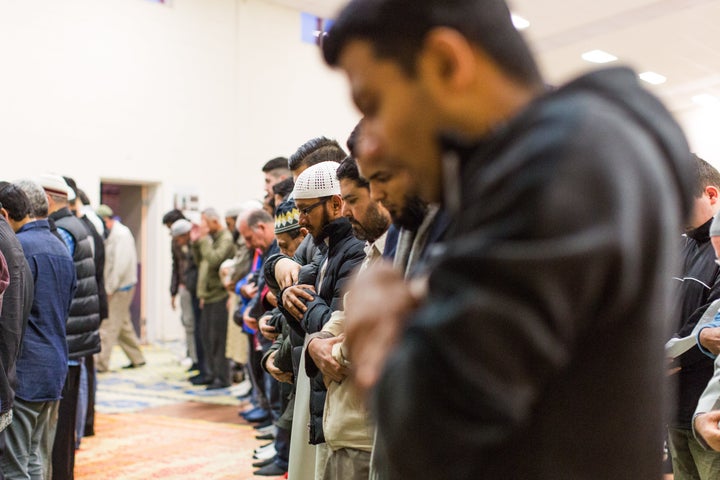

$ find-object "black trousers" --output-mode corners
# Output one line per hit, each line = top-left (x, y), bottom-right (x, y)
(0, 428), (6, 480)
(201, 299), (230, 386)
(52, 365), (81, 480)
(83, 355), (95, 437)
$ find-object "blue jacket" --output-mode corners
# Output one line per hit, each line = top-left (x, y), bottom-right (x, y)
(15, 220), (76, 402)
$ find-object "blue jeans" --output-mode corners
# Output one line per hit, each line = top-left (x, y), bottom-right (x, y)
(75, 359), (88, 449)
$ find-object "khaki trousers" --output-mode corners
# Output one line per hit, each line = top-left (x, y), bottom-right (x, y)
(95, 288), (145, 371)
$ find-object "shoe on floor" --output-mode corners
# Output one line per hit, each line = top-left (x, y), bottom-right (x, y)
(252, 457), (274, 468)
(121, 362), (146, 369)
(189, 375), (212, 386)
(253, 462), (287, 476)
(253, 446), (276, 460)
(186, 362), (199, 372)
(254, 442), (274, 454)
(245, 409), (270, 423)
(254, 424), (274, 435)
(255, 432), (275, 441)
(205, 380), (230, 391)
(240, 406), (264, 418)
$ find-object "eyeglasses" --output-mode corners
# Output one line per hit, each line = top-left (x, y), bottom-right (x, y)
(297, 199), (328, 216)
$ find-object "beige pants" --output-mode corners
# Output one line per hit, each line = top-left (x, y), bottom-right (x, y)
(178, 285), (197, 363)
(288, 346), (317, 480)
(95, 288), (145, 371)
(322, 448), (371, 480)
(225, 293), (248, 364)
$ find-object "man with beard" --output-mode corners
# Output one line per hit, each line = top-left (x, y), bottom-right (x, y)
(278, 161), (366, 474)
(354, 148), (449, 277)
(323, 0), (695, 478)
(303, 155), (392, 479)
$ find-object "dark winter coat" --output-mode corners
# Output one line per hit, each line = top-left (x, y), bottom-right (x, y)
(50, 207), (101, 359)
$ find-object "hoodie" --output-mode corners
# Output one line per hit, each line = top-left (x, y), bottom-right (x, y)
(373, 67), (695, 480)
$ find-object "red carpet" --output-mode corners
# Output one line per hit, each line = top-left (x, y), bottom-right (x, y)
(76, 412), (267, 480)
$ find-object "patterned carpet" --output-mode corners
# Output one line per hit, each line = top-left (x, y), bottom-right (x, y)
(75, 343), (272, 480)
(94, 343), (244, 414)
(75, 413), (259, 479)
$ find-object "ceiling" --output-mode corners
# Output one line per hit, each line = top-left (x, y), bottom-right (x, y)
(263, 0), (720, 115)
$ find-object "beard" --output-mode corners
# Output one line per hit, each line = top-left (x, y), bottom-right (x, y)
(351, 202), (390, 242)
(392, 194), (427, 232)
(312, 207), (333, 246)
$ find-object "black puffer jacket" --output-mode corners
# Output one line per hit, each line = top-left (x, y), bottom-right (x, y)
(278, 218), (365, 444)
(80, 215), (109, 320)
(51, 208), (101, 359)
(264, 242), (325, 378)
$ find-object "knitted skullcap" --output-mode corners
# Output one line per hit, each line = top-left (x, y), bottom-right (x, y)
(275, 199), (300, 234)
(170, 219), (193, 237)
(711, 210), (720, 237)
(292, 161), (340, 199)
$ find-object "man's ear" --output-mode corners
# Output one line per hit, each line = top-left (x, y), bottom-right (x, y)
(331, 194), (344, 213)
(707, 186), (719, 204)
(419, 27), (477, 92)
(0, 207), (8, 221)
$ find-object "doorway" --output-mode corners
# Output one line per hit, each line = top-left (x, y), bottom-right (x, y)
(100, 182), (148, 340)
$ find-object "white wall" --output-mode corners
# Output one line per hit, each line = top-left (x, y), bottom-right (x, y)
(676, 105), (720, 167)
(0, 0), (360, 342)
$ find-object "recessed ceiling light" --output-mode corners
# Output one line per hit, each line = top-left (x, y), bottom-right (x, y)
(692, 94), (720, 106)
(511, 13), (530, 30)
(581, 49), (618, 64)
(639, 71), (667, 85)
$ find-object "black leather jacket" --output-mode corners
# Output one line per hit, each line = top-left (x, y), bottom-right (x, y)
(373, 67), (696, 479)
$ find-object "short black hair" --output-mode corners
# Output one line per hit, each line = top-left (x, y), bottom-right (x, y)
(288, 137), (346, 172)
(0, 182), (31, 222)
(346, 120), (363, 158)
(162, 209), (186, 225)
(262, 157), (290, 173)
(694, 154), (720, 197)
(322, 0), (542, 88)
(272, 177), (295, 198)
(336, 155), (369, 189)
